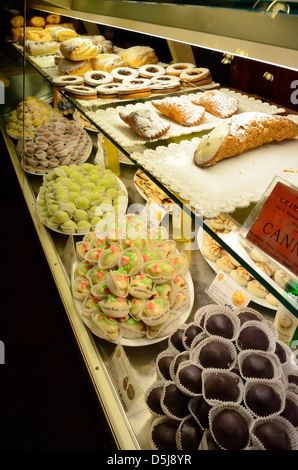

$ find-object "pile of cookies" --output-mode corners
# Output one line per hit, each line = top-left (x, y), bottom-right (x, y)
(6, 96), (61, 140)
(146, 303), (298, 450)
(201, 214), (293, 307)
(135, 169), (173, 212)
(72, 215), (192, 343)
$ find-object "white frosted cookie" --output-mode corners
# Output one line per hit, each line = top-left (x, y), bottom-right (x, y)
(230, 267), (253, 287)
(139, 64), (165, 79)
(216, 254), (236, 273)
(84, 70), (113, 86)
(111, 67), (139, 82)
(52, 75), (84, 87)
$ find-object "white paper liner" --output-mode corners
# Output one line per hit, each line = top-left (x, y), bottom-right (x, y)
(86, 265), (108, 286)
(236, 320), (277, 353)
(274, 339), (294, 366)
(238, 349), (284, 381)
(170, 290), (191, 315)
(128, 297), (145, 320)
(188, 396), (211, 431)
(90, 280), (111, 299)
(145, 380), (166, 417)
(243, 378), (286, 418)
(167, 324), (188, 353)
(118, 247), (143, 276)
(106, 269), (130, 297)
(156, 348), (179, 381)
(182, 322), (204, 350)
(97, 243), (123, 269)
(153, 280), (176, 307)
(149, 415), (180, 451)
(284, 367), (298, 395)
(202, 368), (244, 406)
(281, 390), (298, 429)
(85, 247), (105, 265)
(209, 403), (254, 450)
(175, 359), (203, 397)
(128, 274), (155, 299)
(204, 307), (241, 341)
(235, 306), (266, 325)
(199, 430), (222, 450)
(118, 318), (147, 338)
(194, 303), (223, 327)
(72, 276), (91, 301)
(175, 414), (203, 450)
(190, 335), (237, 371)
(250, 415), (298, 450)
(160, 380), (191, 420)
(169, 351), (191, 381)
(99, 296), (130, 317)
(90, 311), (121, 343)
(168, 253), (189, 276)
(146, 314), (180, 339)
(82, 295), (102, 319)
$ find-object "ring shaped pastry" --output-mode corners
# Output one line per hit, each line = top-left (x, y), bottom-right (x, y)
(53, 75), (84, 87)
(84, 70), (113, 86)
(96, 82), (123, 96)
(166, 62), (195, 76)
(151, 75), (180, 84)
(64, 85), (98, 98)
(111, 67), (139, 82)
(138, 64), (165, 79)
(122, 77), (152, 88)
(180, 67), (210, 82)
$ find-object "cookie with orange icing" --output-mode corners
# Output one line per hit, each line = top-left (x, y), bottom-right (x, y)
(106, 267), (130, 297)
(91, 280), (112, 299)
(100, 294), (130, 317)
(140, 298), (170, 326)
(98, 244), (122, 269)
(118, 248), (143, 275)
(143, 260), (176, 283)
(129, 273), (155, 299)
(91, 312), (120, 341)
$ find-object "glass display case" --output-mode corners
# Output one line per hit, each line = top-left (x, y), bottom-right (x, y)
(1, 0), (297, 450)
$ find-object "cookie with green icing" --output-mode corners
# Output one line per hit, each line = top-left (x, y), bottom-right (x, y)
(106, 267), (130, 297)
(129, 273), (155, 299)
(75, 260), (92, 278)
(100, 294), (130, 317)
(171, 291), (190, 314)
(98, 243), (122, 269)
(154, 281), (176, 306)
(147, 313), (180, 339)
(91, 280), (112, 299)
(169, 253), (189, 275)
(129, 298), (145, 319)
(143, 260), (176, 283)
(72, 276), (91, 301)
(140, 298), (170, 326)
(119, 315), (146, 338)
(86, 266), (108, 285)
(91, 312), (120, 341)
(82, 295), (102, 319)
(119, 247), (143, 276)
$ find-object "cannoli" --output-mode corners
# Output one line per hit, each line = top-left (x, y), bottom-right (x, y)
(194, 112), (298, 167)
(191, 90), (239, 118)
(119, 108), (170, 140)
(151, 96), (205, 127)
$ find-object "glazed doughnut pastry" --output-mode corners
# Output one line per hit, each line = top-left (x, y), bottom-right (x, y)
(138, 64), (166, 79)
(151, 96), (206, 127)
(191, 90), (239, 118)
(90, 53), (127, 72)
(119, 46), (158, 68)
(27, 16), (46, 27)
(45, 14), (61, 24)
(84, 70), (113, 86)
(119, 108), (171, 140)
(49, 26), (78, 42)
(60, 37), (100, 61)
(194, 112), (298, 167)
(58, 58), (92, 77)
(52, 75), (84, 87)
(111, 67), (139, 82)
(180, 67), (212, 85)
(64, 85), (98, 100)
(166, 62), (195, 76)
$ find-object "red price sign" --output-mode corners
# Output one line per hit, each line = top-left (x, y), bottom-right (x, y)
(246, 181), (298, 276)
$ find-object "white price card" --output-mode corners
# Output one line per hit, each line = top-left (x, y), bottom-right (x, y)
(108, 344), (142, 412)
(141, 198), (168, 227)
(207, 270), (251, 312)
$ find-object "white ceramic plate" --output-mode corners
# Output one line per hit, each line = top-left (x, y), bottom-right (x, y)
(72, 265), (194, 346)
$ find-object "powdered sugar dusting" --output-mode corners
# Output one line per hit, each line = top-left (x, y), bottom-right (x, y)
(119, 108), (170, 140)
(152, 96), (205, 126)
(192, 89), (239, 118)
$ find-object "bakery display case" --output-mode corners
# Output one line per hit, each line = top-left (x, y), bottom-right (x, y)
(1, 0), (298, 451)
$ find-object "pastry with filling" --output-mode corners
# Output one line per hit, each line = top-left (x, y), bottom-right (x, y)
(119, 108), (170, 141)
(119, 45), (158, 68)
(152, 96), (205, 127)
(60, 37), (100, 61)
(191, 90), (239, 118)
(194, 112), (298, 167)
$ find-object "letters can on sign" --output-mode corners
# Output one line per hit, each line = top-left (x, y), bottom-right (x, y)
(246, 181), (298, 276)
